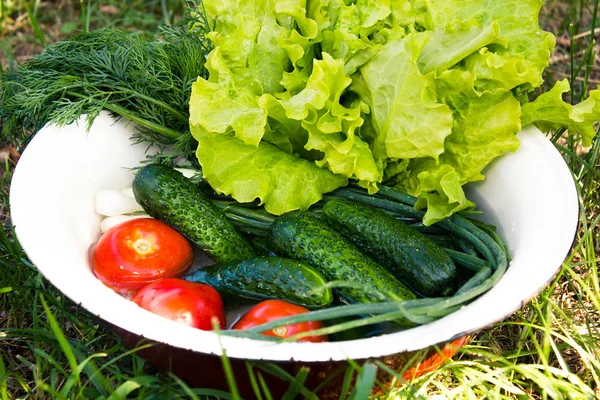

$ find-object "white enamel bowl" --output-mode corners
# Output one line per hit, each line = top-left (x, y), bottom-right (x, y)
(9, 112), (578, 386)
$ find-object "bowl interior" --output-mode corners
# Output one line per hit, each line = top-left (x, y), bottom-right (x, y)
(9, 112), (579, 362)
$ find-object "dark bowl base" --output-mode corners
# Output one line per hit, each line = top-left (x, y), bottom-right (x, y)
(113, 325), (468, 399)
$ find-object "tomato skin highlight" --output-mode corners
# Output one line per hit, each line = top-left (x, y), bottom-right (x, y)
(92, 218), (194, 294)
(132, 278), (226, 330)
(233, 300), (326, 342)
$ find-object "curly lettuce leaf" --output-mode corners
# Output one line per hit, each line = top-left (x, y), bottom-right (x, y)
(262, 53), (382, 188)
(275, 2), (322, 93)
(413, 165), (475, 224)
(390, 0), (432, 29)
(193, 129), (347, 215)
(189, 48), (267, 147)
(314, 0), (431, 75)
(426, 0), (555, 91)
(191, 3), (381, 214)
(205, 0), (300, 94)
(316, 0), (389, 75)
(257, 94), (313, 157)
(522, 79), (600, 146)
(393, 70), (521, 224)
(189, 0), (592, 223)
(359, 33), (453, 162)
(434, 70), (522, 182)
(204, 0), (265, 74)
(417, 20), (507, 75)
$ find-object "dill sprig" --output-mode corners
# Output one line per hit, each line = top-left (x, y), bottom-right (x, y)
(0, 18), (211, 163)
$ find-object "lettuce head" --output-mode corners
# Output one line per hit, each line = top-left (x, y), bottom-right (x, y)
(189, 0), (600, 224)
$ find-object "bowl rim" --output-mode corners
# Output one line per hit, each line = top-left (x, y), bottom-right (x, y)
(9, 113), (579, 362)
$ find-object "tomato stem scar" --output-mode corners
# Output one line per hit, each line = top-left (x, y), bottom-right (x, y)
(272, 326), (287, 337)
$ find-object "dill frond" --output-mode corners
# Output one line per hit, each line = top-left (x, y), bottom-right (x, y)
(0, 21), (210, 162)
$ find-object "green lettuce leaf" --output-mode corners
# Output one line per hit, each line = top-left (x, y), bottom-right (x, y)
(426, 0), (555, 91)
(271, 2), (323, 95)
(417, 20), (507, 75)
(204, 0), (265, 74)
(191, 3), (381, 214)
(393, 70), (521, 224)
(522, 79), (600, 146)
(193, 129), (347, 215)
(413, 165), (475, 224)
(434, 70), (522, 182)
(189, 48), (267, 147)
(189, 0), (593, 223)
(389, 0), (432, 30)
(262, 53), (382, 188)
(314, 0), (432, 76)
(359, 33), (454, 162)
(206, 0), (305, 94)
(316, 0), (389, 75)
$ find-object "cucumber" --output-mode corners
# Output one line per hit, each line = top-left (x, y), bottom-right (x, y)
(267, 211), (417, 313)
(322, 198), (457, 297)
(185, 256), (332, 309)
(132, 164), (255, 264)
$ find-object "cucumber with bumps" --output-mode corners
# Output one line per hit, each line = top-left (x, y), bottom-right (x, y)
(322, 198), (457, 297)
(185, 256), (332, 309)
(132, 164), (256, 264)
(267, 211), (417, 316)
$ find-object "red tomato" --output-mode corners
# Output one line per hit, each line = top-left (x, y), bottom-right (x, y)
(132, 278), (226, 330)
(92, 218), (194, 294)
(233, 300), (326, 342)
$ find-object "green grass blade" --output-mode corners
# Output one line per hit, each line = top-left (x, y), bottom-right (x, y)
(39, 295), (80, 388)
(107, 376), (156, 400)
(38, 382), (67, 400)
(70, 346), (112, 398)
(348, 362), (378, 400)
(160, 0), (171, 25)
(188, 388), (240, 399)
(0, 353), (8, 400)
(338, 366), (355, 400)
(244, 362), (264, 400)
(280, 367), (310, 400)
(31, 348), (68, 377)
(308, 365), (346, 397)
(569, 23), (576, 105)
(213, 326), (242, 400)
(253, 363), (318, 400)
(169, 372), (202, 400)
(168, 371), (239, 400)
(59, 354), (107, 398)
(553, 143), (600, 180)
(373, 360), (427, 399)
(256, 372), (274, 400)
(582, 0), (599, 98)
(23, 0), (46, 47)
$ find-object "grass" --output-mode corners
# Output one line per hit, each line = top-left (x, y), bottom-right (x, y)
(1, 0), (600, 399)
